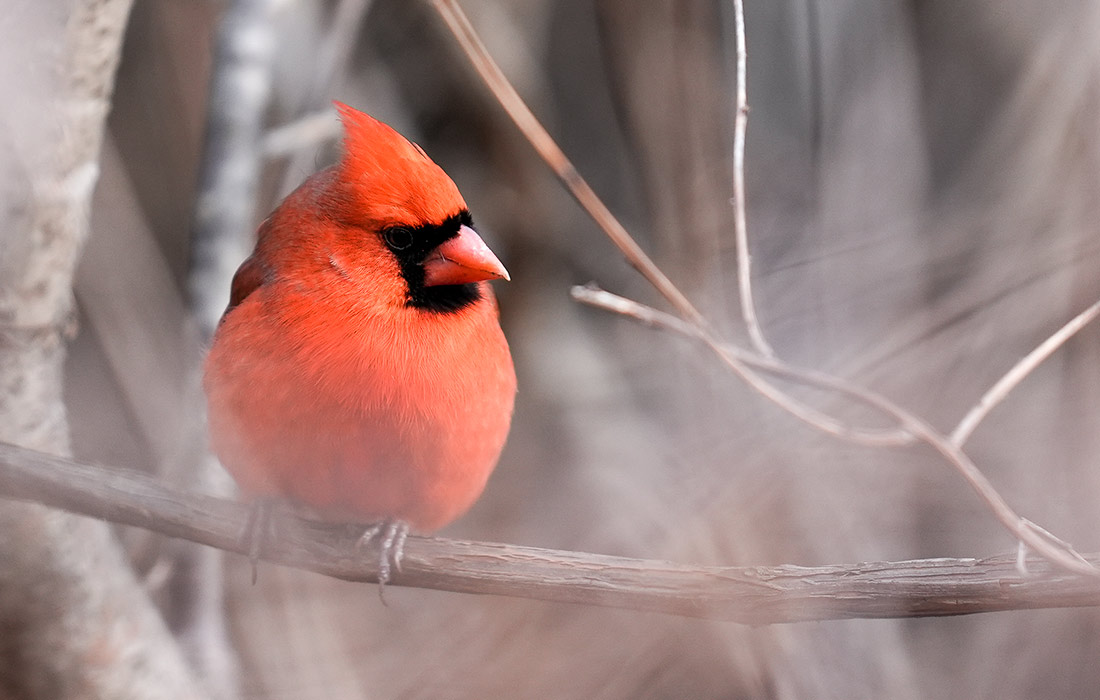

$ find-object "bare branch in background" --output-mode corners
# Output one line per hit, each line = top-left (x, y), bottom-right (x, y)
(274, 0), (373, 197)
(427, 0), (908, 446)
(2, 440), (1100, 625)
(729, 0), (774, 358)
(429, 0), (709, 331)
(189, 0), (283, 339)
(263, 110), (343, 157)
(313, 0), (376, 95)
(84, 139), (241, 700)
(950, 297), (1100, 446)
(567, 285), (904, 443)
(184, 1), (292, 695)
(572, 285), (1100, 577)
(429, 0), (1098, 580)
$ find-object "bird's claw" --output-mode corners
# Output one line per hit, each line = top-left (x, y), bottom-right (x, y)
(357, 519), (409, 601)
(241, 499), (276, 585)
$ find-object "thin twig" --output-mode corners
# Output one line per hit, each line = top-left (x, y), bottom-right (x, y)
(313, 0), (374, 96)
(429, 0), (708, 330)
(571, 284), (703, 339)
(572, 285), (916, 445)
(429, 0), (1098, 579)
(701, 336), (1095, 574)
(572, 286), (1099, 577)
(950, 297), (1100, 446)
(2, 440), (1100, 624)
(275, 0), (373, 197)
(730, 0), (774, 357)
(263, 109), (342, 157)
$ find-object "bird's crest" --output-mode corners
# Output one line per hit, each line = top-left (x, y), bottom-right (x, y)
(333, 102), (465, 225)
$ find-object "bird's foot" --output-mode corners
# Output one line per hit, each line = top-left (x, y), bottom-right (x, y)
(240, 499), (277, 585)
(357, 519), (410, 602)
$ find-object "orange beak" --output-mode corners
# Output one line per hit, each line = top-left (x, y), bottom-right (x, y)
(422, 225), (510, 287)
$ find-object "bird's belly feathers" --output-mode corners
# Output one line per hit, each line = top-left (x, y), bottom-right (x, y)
(204, 297), (516, 532)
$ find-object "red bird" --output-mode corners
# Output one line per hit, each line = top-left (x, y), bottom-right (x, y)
(203, 103), (516, 584)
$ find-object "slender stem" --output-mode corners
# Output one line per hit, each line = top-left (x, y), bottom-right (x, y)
(572, 286), (1098, 577)
(730, 0), (774, 357)
(571, 285), (911, 445)
(951, 297), (1100, 446)
(274, 0), (374, 198)
(430, 0), (708, 330)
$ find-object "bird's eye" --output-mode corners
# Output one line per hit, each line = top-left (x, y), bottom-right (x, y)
(383, 226), (414, 251)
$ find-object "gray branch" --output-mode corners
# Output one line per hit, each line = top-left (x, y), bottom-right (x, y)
(1, 440), (1099, 625)
(189, 0), (282, 339)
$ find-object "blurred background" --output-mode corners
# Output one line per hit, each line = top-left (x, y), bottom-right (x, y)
(44, 0), (1100, 697)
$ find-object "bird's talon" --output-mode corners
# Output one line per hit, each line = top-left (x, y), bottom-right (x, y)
(357, 520), (409, 600)
(241, 499), (275, 585)
(392, 525), (409, 573)
(356, 523), (382, 549)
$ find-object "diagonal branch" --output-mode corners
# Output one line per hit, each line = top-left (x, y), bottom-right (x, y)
(429, 0), (709, 331)
(950, 297), (1100, 446)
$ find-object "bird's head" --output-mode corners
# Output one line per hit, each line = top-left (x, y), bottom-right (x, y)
(321, 102), (509, 314)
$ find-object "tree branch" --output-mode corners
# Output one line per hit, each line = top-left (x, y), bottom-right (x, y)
(189, 0), (282, 340)
(2, 440), (1099, 625)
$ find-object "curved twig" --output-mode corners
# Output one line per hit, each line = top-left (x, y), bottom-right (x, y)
(572, 286), (1097, 576)
(571, 285), (909, 445)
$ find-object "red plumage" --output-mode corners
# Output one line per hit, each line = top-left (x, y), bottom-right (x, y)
(204, 104), (515, 533)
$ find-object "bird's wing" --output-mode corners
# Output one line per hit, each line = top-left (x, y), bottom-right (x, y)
(222, 253), (268, 321)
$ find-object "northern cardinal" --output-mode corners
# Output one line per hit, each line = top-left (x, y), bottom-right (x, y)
(203, 103), (516, 585)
